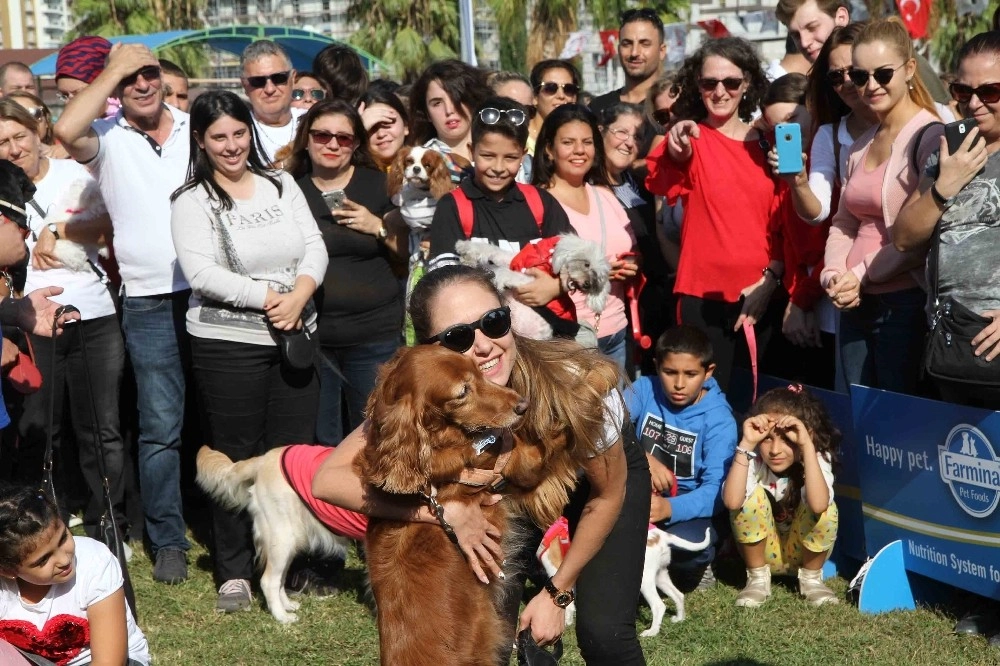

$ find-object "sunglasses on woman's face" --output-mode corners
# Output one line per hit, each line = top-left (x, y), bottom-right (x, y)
(652, 109), (673, 126)
(847, 63), (905, 88)
(308, 130), (356, 148)
(245, 71), (291, 89)
(479, 107), (527, 126)
(536, 82), (580, 97)
(696, 77), (744, 93)
(825, 67), (852, 88)
(949, 82), (1000, 105)
(292, 88), (326, 102)
(421, 306), (512, 353)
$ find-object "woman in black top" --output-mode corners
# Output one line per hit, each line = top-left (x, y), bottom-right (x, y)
(286, 100), (407, 445)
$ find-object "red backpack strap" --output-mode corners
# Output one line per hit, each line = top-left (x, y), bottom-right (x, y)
(450, 187), (475, 239)
(517, 184), (545, 232)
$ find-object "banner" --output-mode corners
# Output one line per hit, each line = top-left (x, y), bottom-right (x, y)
(662, 22), (688, 66)
(852, 386), (1000, 600)
(598, 30), (618, 67)
(895, 0), (930, 39)
(558, 31), (591, 60)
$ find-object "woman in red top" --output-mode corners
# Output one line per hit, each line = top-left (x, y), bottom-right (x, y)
(645, 37), (783, 391)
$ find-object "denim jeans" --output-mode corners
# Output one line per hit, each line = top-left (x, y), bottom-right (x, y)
(18, 315), (127, 535)
(598, 327), (628, 376)
(121, 290), (191, 555)
(838, 287), (926, 394)
(191, 337), (319, 582)
(316, 335), (401, 446)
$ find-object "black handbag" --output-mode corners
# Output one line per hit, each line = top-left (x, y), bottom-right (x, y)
(269, 320), (317, 371)
(516, 629), (562, 666)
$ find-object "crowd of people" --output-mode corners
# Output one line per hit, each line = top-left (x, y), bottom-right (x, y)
(1, 0), (1000, 661)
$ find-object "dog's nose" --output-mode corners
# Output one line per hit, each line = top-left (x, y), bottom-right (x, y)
(514, 398), (529, 416)
(413, 165), (422, 174)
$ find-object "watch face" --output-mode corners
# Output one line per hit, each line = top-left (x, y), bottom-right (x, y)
(554, 591), (574, 608)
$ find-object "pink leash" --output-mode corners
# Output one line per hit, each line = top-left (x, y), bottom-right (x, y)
(743, 320), (758, 403)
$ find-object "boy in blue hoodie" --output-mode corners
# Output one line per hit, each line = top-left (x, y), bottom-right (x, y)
(625, 324), (737, 588)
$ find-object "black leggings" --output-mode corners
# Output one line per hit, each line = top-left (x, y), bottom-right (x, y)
(502, 433), (650, 665)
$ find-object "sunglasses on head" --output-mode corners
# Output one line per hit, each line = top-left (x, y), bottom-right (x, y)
(949, 82), (1000, 105)
(308, 130), (356, 148)
(292, 88), (326, 102)
(825, 67), (851, 87)
(245, 71), (291, 89)
(536, 81), (580, 97)
(479, 107), (527, 126)
(22, 107), (44, 122)
(697, 77), (744, 93)
(847, 63), (905, 88)
(420, 306), (512, 353)
(122, 65), (161, 87)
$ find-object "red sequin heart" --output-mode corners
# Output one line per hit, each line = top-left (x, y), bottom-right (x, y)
(0, 614), (90, 665)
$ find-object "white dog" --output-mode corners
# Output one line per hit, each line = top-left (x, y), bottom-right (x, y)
(45, 178), (110, 272)
(196, 445), (360, 624)
(537, 518), (711, 636)
(455, 234), (610, 347)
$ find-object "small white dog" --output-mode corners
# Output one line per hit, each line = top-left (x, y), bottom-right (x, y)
(537, 518), (711, 636)
(45, 178), (110, 272)
(455, 234), (611, 347)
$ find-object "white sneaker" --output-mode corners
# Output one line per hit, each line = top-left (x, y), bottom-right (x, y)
(68, 515), (83, 529)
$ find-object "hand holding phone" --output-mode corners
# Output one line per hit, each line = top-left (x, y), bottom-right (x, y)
(775, 123), (804, 175)
(945, 118), (983, 155)
(321, 189), (346, 212)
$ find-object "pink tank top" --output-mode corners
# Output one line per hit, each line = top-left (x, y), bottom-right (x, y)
(280, 445), (369, 540)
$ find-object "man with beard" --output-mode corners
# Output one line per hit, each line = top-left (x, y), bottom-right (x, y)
(590, 8), (667, 116)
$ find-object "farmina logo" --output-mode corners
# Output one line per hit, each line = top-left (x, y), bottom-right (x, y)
(939, 425), (1000, 518)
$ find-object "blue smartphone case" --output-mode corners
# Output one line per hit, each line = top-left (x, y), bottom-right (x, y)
(775, 123), (804, 175)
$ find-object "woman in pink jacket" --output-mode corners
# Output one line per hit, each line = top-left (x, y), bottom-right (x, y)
(820, 18), (942, 394)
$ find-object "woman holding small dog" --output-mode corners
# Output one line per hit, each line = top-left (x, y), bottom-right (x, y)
(313, 264), (651, 665)
(0, 99), (129, 541)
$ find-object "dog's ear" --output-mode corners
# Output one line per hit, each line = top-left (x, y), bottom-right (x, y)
(426, 151), (455, 200)
(386, 148), (409, 198)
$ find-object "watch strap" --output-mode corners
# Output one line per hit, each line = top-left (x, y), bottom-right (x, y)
(930, 182), (953, 208)
(46, 222), (60, 240)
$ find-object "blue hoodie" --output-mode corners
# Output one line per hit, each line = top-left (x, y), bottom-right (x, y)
(624, 375), (736, 524)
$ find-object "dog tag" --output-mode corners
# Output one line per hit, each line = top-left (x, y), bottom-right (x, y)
(473, 431), (499, 455)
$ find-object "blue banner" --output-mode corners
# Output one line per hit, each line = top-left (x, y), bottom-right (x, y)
(852, 385), (1000, 600)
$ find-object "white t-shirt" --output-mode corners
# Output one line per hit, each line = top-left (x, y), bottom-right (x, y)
(736, 451), (835, 508)
(0, 537), (149, 666)
(25, 159), (116, 320)
(88, 104), (191, 296)
(596, 390), (626, 454)
(253, 107), (306, 164)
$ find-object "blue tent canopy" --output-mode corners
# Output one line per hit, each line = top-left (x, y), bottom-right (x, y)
(30, 26), (387, 76)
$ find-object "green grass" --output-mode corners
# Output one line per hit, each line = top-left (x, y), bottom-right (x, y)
(120, 536), (1000, 666)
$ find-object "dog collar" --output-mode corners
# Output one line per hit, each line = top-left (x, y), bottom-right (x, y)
(0, 198), (27, 218)
(458, 430), (513, 490)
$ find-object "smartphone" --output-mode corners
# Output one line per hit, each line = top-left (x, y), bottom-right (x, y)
(775, 123), (804, 175)
(945, 118), (981, 155)
(321, 189), (345, 211)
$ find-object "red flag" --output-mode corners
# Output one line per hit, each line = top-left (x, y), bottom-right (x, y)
(696, 19), (730, 39)
(598, 30), (618, 67)
(896, 0), (930, 39)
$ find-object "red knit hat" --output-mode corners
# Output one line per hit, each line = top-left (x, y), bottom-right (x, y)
(56, 36), (112, 84)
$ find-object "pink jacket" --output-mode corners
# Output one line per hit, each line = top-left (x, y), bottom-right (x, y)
(821, 109), (942, 292)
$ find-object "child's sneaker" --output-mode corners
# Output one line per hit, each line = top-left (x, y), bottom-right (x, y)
(798, 567), (839, 606)
(735, 565), (771, 607)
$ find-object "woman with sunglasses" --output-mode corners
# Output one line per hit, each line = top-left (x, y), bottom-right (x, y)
(0, 99), (128, 548)
(313, 264), (650, 665)
(290, 71), (328, 111)
(528, 60), (581, 157)
(359, 87), (411, 171)
(7, 92), (69, 159)
(284, 99), (407, 447)
(819, 18), (942, 395)
(170, 90), (328, 612)
(645, 36), (779, 392)
(410, 60), (491, 173)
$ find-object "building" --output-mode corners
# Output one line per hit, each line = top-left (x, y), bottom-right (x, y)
(0, 0), (72, 49)
(203, 0), (353, 41)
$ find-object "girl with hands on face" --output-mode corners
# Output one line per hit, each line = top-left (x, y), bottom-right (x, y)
(722, 385), (841, 609)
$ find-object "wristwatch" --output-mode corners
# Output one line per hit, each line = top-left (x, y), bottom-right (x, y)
(46, 222), (60, 239)
(544, 578), (575, 608)
(762, 266), (782, 287)
(376, 225), (388, 240)
(930, 182), (955, 209)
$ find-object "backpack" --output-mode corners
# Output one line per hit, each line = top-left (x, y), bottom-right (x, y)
(452, 183), (545, 239)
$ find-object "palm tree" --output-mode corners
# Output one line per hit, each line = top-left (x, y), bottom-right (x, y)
(929, 0), (996, 74)
(488, 0), (528, 73)
(526, 0), (578, 65)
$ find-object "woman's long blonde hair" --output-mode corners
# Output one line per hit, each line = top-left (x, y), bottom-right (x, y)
(854, 18), (939, 118)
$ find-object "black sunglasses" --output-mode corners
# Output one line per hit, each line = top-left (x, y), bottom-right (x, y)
(697, 77), (744, 93)
(122, 65), (161, 87)
(536, 82), (580, 97)
(245, 71), (291, 89)
(825, 67), (851, 87)
(292, 88), (326, 102)
(652, 108), (673, 126)
(420, 306), (512, 353)
(847, 63), (905, 88)
(950, 82), (1000, 105)
(479, 107), (527, 126)
(308, 130), (356, 148)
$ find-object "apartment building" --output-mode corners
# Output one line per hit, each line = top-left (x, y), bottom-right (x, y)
(0, 0), (71, 49)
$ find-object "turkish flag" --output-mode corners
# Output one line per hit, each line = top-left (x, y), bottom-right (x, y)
(599, 30), (618, 67)
(896, 0), (930, 38)
(696, 19), (730, 39)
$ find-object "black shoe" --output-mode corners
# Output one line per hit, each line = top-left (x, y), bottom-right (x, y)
(152, 548), (188, 584)
(954, 612), (1000, 636)
(286, 566), (340, 597)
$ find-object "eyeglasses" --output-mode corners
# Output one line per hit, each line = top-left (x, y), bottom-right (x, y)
(696, 77), (745, 93)
(847, 63), (906, 88)
(536, 81), (580, 97)
(292, 88), (326, 102)
(308, 130), (356, 148)
(244, 71), (291, 89)
(949, 82), (1000, 105)
(825, 67), (852, 87)
(420, 306), (512, 353)
(652, 109), (673, 126)
(605, 126), (639, 143)
(122, 65), (161, 87)
(479, 107), (527, 126)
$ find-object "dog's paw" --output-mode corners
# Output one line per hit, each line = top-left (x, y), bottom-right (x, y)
(671, 615), (684, 623)
(283, 599), (301, 612)
(274, 612), (299, 625)
(639, 627), (660, 637)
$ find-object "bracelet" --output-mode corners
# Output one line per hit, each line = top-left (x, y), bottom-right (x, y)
(930, 182), (955, 209)
(735, 447), (758, 461)
(425, 494), (460, 546)
(762, 266), (782, 287)
(733, 457), (749, 467)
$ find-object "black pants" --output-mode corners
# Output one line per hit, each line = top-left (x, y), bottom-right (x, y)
(503, 432), (651, 665)
(18, 315), (127, 535)
(191, 337), (319, 583)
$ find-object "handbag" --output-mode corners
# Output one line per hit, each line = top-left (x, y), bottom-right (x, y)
(923, 230), (1000, 386)
(7, 333), (42, 393)
(516, 629), (563, 666)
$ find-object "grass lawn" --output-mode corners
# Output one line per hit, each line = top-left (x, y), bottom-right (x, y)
(122, 535), (1000, 666)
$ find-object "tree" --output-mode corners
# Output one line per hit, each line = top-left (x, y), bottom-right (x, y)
(487, 0), (528, 73)
(929, 0), (997, 74)
(347, 0), (461, 83)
